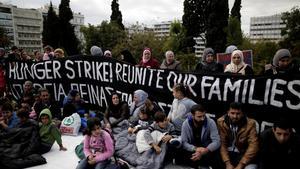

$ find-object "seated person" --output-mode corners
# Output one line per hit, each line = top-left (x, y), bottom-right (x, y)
(217, 102), (258, 169)
(259, 118), (300, 169)
(0, 102), (19, 129)
(178, 104), (221, 169)
(144, 111), (178, 154)
(104, 92), (129, 129)
(76, 117), (114, 169)
(128, 105), (153, 134)
(39, 108), (67, 154)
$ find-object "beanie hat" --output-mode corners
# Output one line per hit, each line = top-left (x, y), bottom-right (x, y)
(225, 45), (238, 54)
(90, 46), (103, 56)
(272, 49), (291, 67)
(202, 48), (214, 61)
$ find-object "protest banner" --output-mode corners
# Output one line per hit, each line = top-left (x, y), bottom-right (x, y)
(6, 56), (300, 131)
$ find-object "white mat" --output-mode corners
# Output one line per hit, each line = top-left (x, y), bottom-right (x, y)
(27, 134), (84, 169)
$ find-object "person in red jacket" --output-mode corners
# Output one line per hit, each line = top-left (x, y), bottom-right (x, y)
(137, 47), (160, 68)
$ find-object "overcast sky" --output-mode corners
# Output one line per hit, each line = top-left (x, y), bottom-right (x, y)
(6, 0), (300, 34)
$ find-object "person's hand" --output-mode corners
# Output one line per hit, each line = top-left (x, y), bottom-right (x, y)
(88, 158), (96, 165)
(225, 161), (235, 169)
(59, 145), (67, 151)
(128, 127), (134, 134)
(132, 127), (138, 133)
(153, 144), (161, 154)
(162, 135), (172, 143)
(190, 151), (201, 161)
(0, 119), (6, 126)
(105, 123), (111, 129)
(234, 163), (245, 169)
(195, 147), (209, 155)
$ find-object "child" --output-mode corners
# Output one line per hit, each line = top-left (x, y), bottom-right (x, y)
(144, 111), (178, 154)
(0, 102), (19, 129)
(39, 108), (67, 154)
(76, 117), (114, 169)
(128, 105), (153, 134)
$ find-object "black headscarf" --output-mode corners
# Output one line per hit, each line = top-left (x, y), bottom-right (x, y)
(121, 49), (136, 65)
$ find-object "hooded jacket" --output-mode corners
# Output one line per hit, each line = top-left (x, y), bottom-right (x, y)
(181, 115), (220, 152)
(39, 108), (62, 146)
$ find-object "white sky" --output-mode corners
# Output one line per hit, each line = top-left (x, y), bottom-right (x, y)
(5, 0), (300, 34)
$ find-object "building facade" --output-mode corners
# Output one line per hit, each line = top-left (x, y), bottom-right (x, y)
(194, 34), (206, 58)
(249, 14), (286, 43)
(0, 3), (14, 45)
(12, 7), (43, 53)
(153, 21), (172, 38)
(1, 3), (43, 53)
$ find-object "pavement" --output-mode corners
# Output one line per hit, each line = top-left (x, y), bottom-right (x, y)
(27, 134), (192, 169)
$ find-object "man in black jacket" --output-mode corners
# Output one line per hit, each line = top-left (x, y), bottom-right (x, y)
(259, 118), (300, 169)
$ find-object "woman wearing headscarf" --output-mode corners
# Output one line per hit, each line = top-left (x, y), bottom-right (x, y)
(224, 50), (253, 75)
(137, 47), (160, 68)
(104, 92), (129, 129)
(264, 49), (299, 75)
(130, 89), (149, 118)
(195, 48), (224, 74)
(120, 49), (136, 65)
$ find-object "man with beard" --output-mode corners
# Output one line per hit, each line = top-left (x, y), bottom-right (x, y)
(177, 104), (221, 169)
(217, 102), (259, 169)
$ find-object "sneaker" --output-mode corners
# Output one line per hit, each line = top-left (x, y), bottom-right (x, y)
(169, 138), (181, 148)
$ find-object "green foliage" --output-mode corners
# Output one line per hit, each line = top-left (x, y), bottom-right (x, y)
(176, 53), (198, 71)
(110, 0), (124, 30)
(81, 21), (126, 55)
(226, 16), (243, 46)
(112, 31), (165, 62)
(42, 2), (60, 49)
(280, 6), (300, 58)
(206, 0), (229, 53)
(163, 20), (185, 53)
(98, 21), (126, 51)
(252, 41), (279, 74)
(59, 0), (80, 55)
(0, 27), (10, 48)
(81, 24), (102, 54)
(231, 0), (241, 22)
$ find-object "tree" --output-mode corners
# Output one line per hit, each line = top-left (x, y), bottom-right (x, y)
(206, 0), (229, 53)
(81, 21), (126, 55)
(110, 0), (124, 30)
(98, 21), (126, 51)
(163, 20), (185, 53)
(280, 7), (300, 58)
(226, 16), (243, 46)
(182, 0), (209, 53)
(81, 24), (102, 54)
(0, 27), (10, 48)
(42, 2), (60, 48)
(59, 0), (79, 55)
(231, 0), (241, 22)
(252, 41), (279, 74)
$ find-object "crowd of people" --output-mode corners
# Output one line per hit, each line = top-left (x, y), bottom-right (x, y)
(0, 44), (300, 169)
